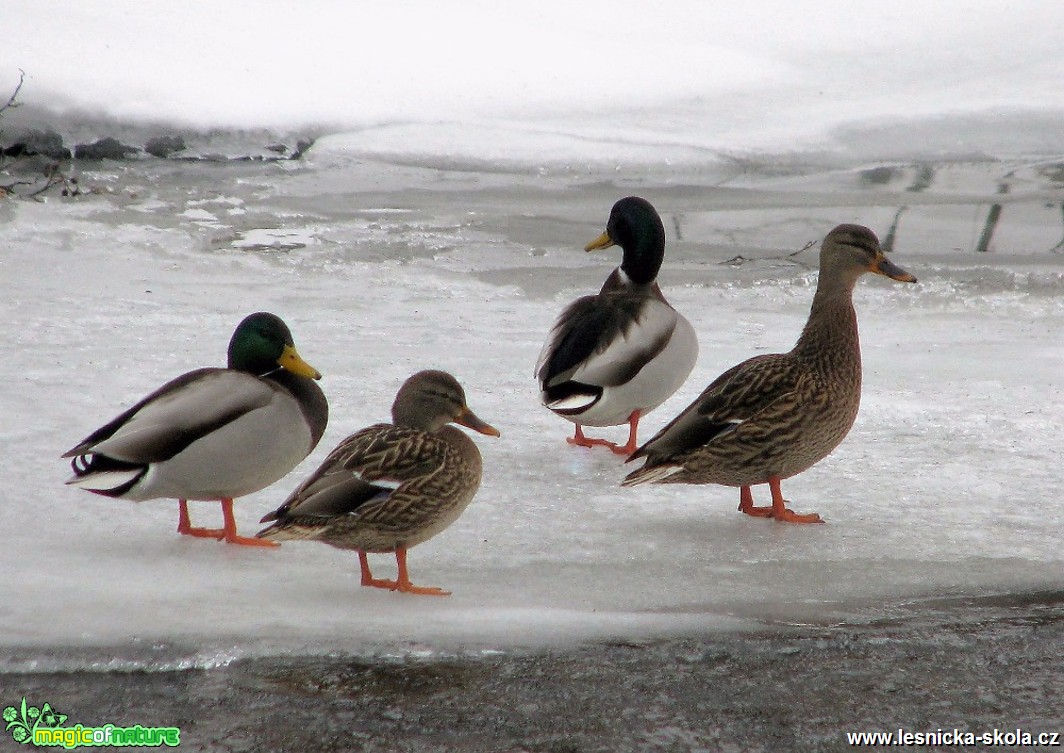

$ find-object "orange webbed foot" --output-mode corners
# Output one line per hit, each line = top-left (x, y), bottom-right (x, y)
(178, 526), (226, 539)
(395, 582), (451, 596)
(359, 550), (451, 596)
(219, 498), (280, 547)
(177, 499), (283, 545)
(568, 411), (641, 456)
(739, 505), (776, 518)
(567, 425), (619, 451)
(738, 484), (824, 523)
(362, 576), (401, 590)
(738, 487), (775, 518)
(767, 478), (823, 524)
(224, 532), (281, 547)
(177, 500), (225, 539)
(359, 577), (448, 595)
(774, 507), (823, 524)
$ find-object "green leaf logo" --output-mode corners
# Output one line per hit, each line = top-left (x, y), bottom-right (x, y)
(4, 698), (67, 745)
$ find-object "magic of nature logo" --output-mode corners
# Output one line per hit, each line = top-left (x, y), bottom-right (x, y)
(4, 698), (180, 748)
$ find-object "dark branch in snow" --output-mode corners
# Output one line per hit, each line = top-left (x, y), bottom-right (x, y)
(719, 239), (817, 269)
(0, 69), (24, 116)
(1, 70), (92, 199)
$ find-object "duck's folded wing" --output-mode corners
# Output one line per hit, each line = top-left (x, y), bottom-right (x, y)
(63, 369), (274, 463)
(537, 295), (678, 392)
(263, 473), (391, 522)
(262, 425), (444, 522)
(631, 354), (810, 461)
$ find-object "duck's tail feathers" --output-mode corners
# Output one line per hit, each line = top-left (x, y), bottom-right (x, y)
(65, 454), (145, 497)
(543, 380), (602, 416)
(546, 392), (599, 415)
(621, 461), (684, 487)
(255, 521), (325, 542)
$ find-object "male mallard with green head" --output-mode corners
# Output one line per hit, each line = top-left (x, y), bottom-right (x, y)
(63, 312), (328, 545)
(623, 224), (917, 523)
(536, 197), (698, 455)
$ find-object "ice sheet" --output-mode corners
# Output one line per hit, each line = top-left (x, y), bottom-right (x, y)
(2, 154), (1062, 668)
(2, 3), (1062, 665)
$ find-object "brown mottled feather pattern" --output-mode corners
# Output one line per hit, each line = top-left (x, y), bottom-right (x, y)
(262, 423), (483, 553)
(627, 263), (865, 488)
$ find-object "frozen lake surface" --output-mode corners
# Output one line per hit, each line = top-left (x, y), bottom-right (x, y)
(3, 5), (1062, 746)
(2, 146), (1062, 672)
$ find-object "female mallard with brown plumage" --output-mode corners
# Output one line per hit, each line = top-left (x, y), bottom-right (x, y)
(536, 197), (698, 455)
(257, 370), (499, 595)
(623, 224), (917, 523)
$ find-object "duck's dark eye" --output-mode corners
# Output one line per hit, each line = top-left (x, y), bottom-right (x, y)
(844, 232), (879, 257)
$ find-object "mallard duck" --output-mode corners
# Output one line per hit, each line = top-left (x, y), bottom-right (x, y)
(63, 312), (328, 546)
(257, 369), (499, 595)
(535, 196), (698, 455)
(622, 224), (917, 523)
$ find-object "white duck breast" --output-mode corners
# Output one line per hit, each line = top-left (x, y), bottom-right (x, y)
(538, 295), (698, 427)
(68, 370), (314, 501)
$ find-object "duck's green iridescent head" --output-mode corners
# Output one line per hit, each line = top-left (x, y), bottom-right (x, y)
(227, 312), (321, 379)
(584, 196), (666, 285)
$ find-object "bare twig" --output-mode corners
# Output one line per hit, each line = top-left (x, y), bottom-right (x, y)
(719, 239), (817, 268)
(1, 69), (25, 115)
(23, 164), (83, 199)
(0, 177), (37, 192)
(1, 69), (27, 178)
(1, 71), (91, 200)
(26, 175), (63, 198)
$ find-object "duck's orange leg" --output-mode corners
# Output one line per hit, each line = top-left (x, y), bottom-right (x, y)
(219, 498), (279, 547)
(567, 410), (642, 456)
(567, 424), (618, 450)
(177, 499), (225, 539)
(358, 549), (449, 596)
(359, 551), (401, 590)
(767, 477), (822, 524)
(738, 482), (823, 523)
(394, 548), (450, 596)
(737, 486), (774, 517)
(612, 410), (642, 456)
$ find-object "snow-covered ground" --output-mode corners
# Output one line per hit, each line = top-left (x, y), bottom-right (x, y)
(4, 2), (1064, 158)
(1, 1), (1062, 671)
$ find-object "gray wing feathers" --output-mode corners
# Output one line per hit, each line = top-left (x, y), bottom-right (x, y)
(73, 370), (275, 463)
(539, 295), (679, 390)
